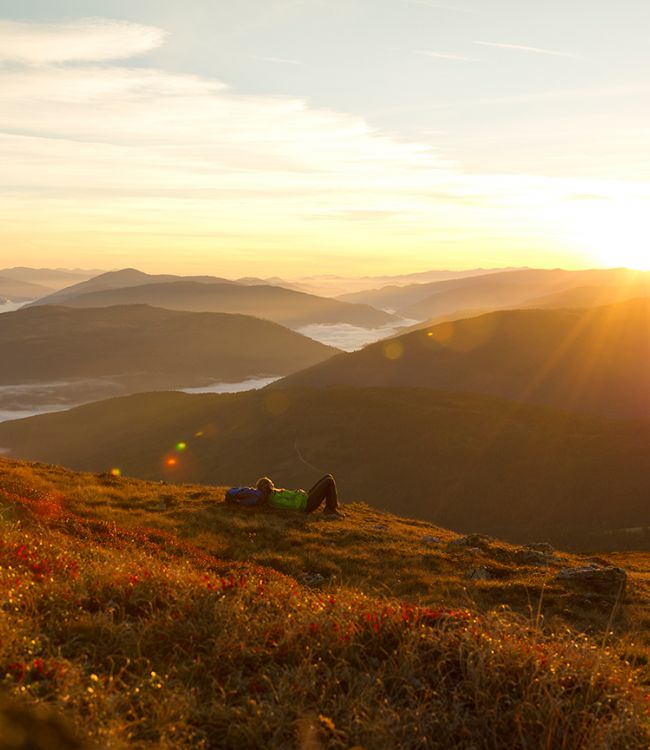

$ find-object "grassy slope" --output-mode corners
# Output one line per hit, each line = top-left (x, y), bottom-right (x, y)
(1, 457), (649, 749)
(277, 298), (650, 419)
(1, 388), (648, 550)
(0, 304), (338, 386)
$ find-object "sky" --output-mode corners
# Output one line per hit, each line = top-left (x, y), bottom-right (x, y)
(1, 0), (649, 277)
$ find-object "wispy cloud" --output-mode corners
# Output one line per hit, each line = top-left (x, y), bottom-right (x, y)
(0, 16), (641, 275)
(0, 19), (167, 64)
(416, 50), (478, 62)
(252, 55), (303, 65)
(474, 41), (579, 59)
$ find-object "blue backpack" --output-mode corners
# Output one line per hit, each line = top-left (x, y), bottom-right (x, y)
(225, 486), (264, 506)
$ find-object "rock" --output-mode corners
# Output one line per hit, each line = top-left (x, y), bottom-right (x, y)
(555, 565), (627, 594)
(465, 566), (492, 581)
(515, 549), (554, 566)
(526, 542), (555, 555)
(301, 572), (326, 587)
(421, 535), (443, 545)
(372, 523), (389, 531)
(447, 534), (492, 550)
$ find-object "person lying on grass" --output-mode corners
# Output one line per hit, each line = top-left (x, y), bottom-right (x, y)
(256, 474), (344, 518)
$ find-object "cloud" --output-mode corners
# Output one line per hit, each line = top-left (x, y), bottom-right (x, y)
(416, 50), (478, 62)
(474, 41), (579, 59)
(0, 57), (465, 271)
(253, 56), (303, 65)
(0, 17), (642, 275)
(400, 0), (475, 12)
(0, 18), (167, 64)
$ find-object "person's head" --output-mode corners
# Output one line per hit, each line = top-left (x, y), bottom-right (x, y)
(256, 476), (274, 495)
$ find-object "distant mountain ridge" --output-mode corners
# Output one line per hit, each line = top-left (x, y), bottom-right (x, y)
(338, 267), (650, 318)
(28, 268), (235, 307)
(29, 275), (399, 329)
(0, 275), (54, 302)
(287, 267), (518, 297)
(0, 267), (102, 291)
(275, 297), (650, 418)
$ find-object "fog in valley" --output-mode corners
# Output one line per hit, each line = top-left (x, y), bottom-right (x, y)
(296, 320), (417, 351)
(0, 302), (25, 314)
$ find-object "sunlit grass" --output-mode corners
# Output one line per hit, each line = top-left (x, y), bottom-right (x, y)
(1, 458), (650, 748)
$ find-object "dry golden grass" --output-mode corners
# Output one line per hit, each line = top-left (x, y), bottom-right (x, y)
(1, 457), (649, 749)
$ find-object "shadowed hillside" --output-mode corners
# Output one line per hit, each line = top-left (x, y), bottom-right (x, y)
(1, 456), (650, 749)
(0, 304), (337, 397)
(1, 388), (648, 549)
(277, 298), (650, 419)
(30, 279), (399, 329)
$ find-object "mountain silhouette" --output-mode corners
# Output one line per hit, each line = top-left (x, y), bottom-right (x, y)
(28, 268), (234, 307)
(29, 279), (399, 329)
(0, 275), (53, 302)
(338, 268), (650, 321)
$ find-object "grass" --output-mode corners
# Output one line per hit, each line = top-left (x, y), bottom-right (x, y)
(1, 457), (650, 748)
(2, 387), (649, 552)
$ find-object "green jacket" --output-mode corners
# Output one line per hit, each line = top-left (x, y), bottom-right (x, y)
(268, 488), (308, 512)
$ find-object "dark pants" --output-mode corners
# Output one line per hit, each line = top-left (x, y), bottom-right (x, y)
(305, 474), (339, 514)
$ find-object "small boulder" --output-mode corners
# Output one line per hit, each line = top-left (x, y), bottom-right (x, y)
(526, 542), (555, 555)
(447, 534), (492, 550)
(555, 565), (627, 594)
(422, 535), (443, 545)
(515, 549), (554, 566)
(301, 572), (326, 587)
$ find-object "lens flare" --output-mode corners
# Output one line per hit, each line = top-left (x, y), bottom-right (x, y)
(176, 442), (187, 451)
(110, 468), (121, 477)
(424, 315), (496, 352)
(165, 457), (177, 467)
(382, 340), (404, 360)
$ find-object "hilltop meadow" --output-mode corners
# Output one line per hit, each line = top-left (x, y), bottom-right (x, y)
(1, 387), (648, 551)
(1, 457), (650, 749)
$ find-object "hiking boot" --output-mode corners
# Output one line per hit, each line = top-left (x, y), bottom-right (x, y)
(324, 509), (345, 520)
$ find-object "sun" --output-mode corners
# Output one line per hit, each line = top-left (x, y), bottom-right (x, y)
(567, 197), (650, 270)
